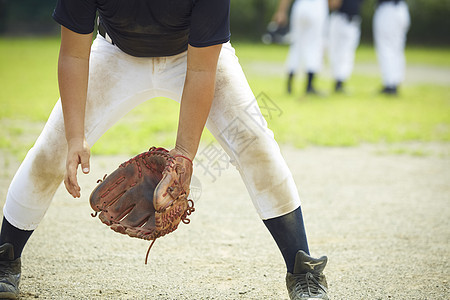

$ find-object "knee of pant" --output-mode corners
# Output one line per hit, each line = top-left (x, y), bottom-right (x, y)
(233, 135), (282, 178)
(222, 122), (275, 159)
(28, 146), (66, 192)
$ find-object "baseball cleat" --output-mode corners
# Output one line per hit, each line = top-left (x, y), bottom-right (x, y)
(0, 243), (21, 299)
(305, 87), (326, 98)
(306, 87), (319, 95)
(380, 86), (398, 95)
(286, 250), (329, 300)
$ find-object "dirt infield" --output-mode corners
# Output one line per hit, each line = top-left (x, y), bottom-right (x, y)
(0, 142), (449, 299)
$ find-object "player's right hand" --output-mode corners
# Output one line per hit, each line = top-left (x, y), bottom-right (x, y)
(64, 137), (91, 198)
(272, 11), (288, 27)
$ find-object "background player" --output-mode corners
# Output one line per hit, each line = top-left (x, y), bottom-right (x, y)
(273, 0), (329, 96)
(328, 0), (365, 93)
(0, 1), (329, 299)
(373, 0), (410, 95)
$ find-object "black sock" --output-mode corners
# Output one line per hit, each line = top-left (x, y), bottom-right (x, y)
(0, 217), (33, 259)
(335, 80), (343, 92)
(263, 207), (309, 273)
(307, 72), (315, 91)
(287, 72), (294, 94)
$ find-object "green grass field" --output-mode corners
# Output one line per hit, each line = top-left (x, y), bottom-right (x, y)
(0, 37), (449, 159)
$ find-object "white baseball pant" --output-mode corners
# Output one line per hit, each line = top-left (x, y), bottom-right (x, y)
(3, 37), (301, 230)
(373, 1), (410, 86)
(286, 0), (329, 74)
(328, 12), (361, 82)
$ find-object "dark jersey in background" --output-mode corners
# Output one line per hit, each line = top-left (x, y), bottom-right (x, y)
(338, 0), (364, 16)
(378, 0), (403, 4)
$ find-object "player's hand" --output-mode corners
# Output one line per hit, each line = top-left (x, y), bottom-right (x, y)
(64, 137), (91, 198)
(272, 11), (288, 26)
(169, 146), (194, 196)
(153, 147), (193, 212)
(328, 0), (343, 11)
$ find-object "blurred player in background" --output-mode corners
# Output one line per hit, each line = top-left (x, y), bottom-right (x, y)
(373, 0), (410, 95)
(328, 0), (364, 93)
(273, 0), (329, 96)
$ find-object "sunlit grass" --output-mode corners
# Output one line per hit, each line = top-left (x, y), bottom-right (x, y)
(0, 37), (449, 159)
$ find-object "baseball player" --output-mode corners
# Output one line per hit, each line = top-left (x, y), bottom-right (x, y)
(273, 0), (329, 95)
(328, 0), (365, 93)
(373, 0), (410, 95)
(0, 1), (329, 299)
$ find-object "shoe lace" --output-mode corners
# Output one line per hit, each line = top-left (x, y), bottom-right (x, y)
(292, 272), (326, 296)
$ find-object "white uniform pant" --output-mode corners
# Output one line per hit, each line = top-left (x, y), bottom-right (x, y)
(286, 0), (329, 74)
(373, 1), (410, 86)
(3, 37), (301, 230)
(328, 12), (361, 82)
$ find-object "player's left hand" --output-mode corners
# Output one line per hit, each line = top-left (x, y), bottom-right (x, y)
(153, 147), (193, 212)
(64, 137), (91, 198)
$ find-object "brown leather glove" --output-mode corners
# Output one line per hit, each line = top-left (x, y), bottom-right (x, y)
(89, 147), (194, 264)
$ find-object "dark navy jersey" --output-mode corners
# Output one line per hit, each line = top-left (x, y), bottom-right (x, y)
(53, 0), (231, 57)
(378, 0), (403, 4)
(338, 0), (364, 16)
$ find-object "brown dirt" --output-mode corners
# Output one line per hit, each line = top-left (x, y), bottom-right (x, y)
(0, 142), (449, 299)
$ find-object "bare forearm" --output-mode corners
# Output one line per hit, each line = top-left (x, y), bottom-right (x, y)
(277, 0), (292, 14)
(175, 69), (216, 159)
(273, 0), (292, 25)
(58, 26), (92, 144)
(174, 44), (222, 160)
(329, 0), (343, 11)
(58, 54), (89, 143)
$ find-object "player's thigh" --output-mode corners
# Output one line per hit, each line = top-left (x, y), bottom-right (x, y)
(207, 42), (276, 158)
(83, 37), (159, 144)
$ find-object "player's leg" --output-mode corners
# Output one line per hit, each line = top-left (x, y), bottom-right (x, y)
(285, 0), (305, 94)
(205, 42), (328, 299)
(388, 2), (410, 93)
(0, 35), (164, 298)
(302, 3), (318, 93)
(374, 3), (394, 93)
(339, 16), (362, 89)
(0, 103), (68, 298)
(303, 0), (328, 94)
(2, 35), (156, 233)
(328, 12), (342, 91)
(374, 2), (410, 94)
(204, 44), (300, 219)
(329, 13), (361, 93)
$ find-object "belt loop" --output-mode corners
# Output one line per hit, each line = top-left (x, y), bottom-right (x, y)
(97, 21), (114, 45)
(104, 32), (113, 44)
